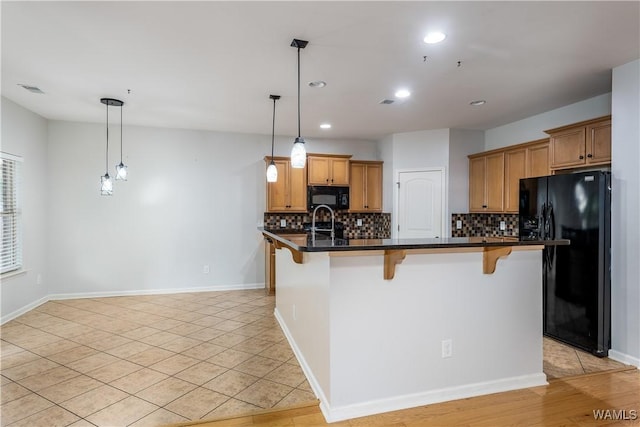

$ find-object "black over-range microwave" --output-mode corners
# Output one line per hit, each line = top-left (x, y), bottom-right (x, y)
(307, 186), (349, 210)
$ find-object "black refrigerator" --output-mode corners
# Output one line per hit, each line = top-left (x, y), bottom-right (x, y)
(519, 171), (611, 357)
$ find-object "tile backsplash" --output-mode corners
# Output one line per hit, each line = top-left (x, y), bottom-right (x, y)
(451, 213), (519, 238)
(263, 212), (391, 239)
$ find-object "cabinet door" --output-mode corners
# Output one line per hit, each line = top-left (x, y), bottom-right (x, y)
(485, 152), (505, 212)
(349, 163), (366, 211)
(307, 156), (330, 185)
(550, 128), (586, 169)
(288, 164), (308, 211)
(364, 163), (382, 211)
(587, 120), (611, 165)
(469, 157), (487, 212)
(527, 142), (550, 178)
(504, 148), (526, 213)
(266, 160), (289, 211)
(330, 158), (350, 185)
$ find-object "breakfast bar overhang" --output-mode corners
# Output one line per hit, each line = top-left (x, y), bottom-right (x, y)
(261, 229), (569, 422)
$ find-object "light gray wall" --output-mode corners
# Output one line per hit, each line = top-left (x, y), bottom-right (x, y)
(484, 93), (612, 150)
(378, 134), (394, 213)
(611, 59), (640, 365)
(1, 107), (378, 318)
(448, 129), (484, 215)
(44, 121), (378, 298)
(1, 98), (49, 320)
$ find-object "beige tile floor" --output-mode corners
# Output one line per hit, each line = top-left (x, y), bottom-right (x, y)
(0, 289), (630, 427)
(543, 336), (628, 379)
(0, 290), (315, 426)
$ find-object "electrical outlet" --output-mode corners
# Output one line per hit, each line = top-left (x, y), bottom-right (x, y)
(203, 265), (210, 274)
(456, 220), (462, 230)
(357, 219), (363, 227)
(499, 221), (506, 231)
(441, 339), (452, 358)
(280, 219), (287, 227)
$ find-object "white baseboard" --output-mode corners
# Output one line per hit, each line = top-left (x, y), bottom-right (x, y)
(322, 373), (548, 423)
(1, 283), (265, 325)
(608, 350), (640, 368)
(1, 295), (49, 325)
(274, 307), (547, 423)
(49, 283), (264, 301)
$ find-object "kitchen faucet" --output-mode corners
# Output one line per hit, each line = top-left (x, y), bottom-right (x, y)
(311, 204), (335, 240)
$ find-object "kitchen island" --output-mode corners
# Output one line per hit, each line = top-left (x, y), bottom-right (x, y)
(261, 229), (568, 422)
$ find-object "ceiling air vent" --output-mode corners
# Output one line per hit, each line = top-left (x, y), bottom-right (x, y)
(18, 84), (45, 94)
(379, 99), (395, 105)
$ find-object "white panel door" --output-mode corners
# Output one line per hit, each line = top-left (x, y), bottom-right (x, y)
(397, 170), (444, 238)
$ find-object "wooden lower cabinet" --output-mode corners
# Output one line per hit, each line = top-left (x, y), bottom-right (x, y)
(264, 238), (275, 295)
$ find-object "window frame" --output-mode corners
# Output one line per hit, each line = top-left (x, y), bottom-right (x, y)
(1, 152), (23, 275)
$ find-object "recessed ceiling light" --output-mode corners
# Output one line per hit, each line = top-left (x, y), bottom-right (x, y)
(395, 89), (411, 98)
(320, 123), (332, 129)
(423, 32), (446, 44)
(308, 80), (326, 88)
(470, 100), (487, 106)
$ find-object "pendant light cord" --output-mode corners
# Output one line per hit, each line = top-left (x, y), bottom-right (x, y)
(297, 46), (301, 138)
(271, 98), (276, 158)
(105, 102), (109, 173)
(120, 104), (123, 163)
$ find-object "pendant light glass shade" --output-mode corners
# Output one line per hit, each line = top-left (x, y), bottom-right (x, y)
(266, 161), (278, 182)
(291, 137), (306, 168)
(99, 98), (122, 196)
(267, 94), (280, 182)
(115, 101), (128, 181)
(290, 39), (308, 169)
(101, 173), (113, 195)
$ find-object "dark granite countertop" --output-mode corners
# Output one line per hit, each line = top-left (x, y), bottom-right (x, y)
(260, 228), (569, 252)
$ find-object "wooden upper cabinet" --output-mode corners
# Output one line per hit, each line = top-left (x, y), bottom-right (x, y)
(469, 152), (504, 213)
(504, 148), (527, 213)
(546, 115), (611, 170)
(349, 161), (382, 212)
(307, 155), (351, 186)
(526, 140), (550, 178)
(470, 138), (549, 214)
(588, 119), (612, 165)
(265, 157), (307, 212)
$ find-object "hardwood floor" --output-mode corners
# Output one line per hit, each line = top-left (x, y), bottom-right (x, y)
(172, 368), (640, 426)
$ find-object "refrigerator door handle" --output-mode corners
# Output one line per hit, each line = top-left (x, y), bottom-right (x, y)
(538, 202), (548, 239)
(547, 203), (555, 269)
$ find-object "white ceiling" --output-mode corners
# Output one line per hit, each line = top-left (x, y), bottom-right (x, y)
(2, 1), (639, 141)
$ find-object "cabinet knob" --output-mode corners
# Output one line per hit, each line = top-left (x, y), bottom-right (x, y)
(579, 155), (584, 160)
(587, 153), (593, 158)
(482, 205), (487, 209)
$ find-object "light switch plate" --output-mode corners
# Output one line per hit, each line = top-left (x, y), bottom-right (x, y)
(456, 220), (462, 230)
(280, 219), (287, 227)
(499, 221), (506, 231)
(357, 219), (363, 227)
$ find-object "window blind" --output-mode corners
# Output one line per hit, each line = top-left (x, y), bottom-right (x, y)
(1, 153), (22, 274)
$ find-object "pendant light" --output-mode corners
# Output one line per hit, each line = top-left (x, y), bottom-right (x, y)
(290, 38), (308, 169)
(99, 98), (123, 195)
(115, 100), (128, 180)
(266, 94), (281, 182)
